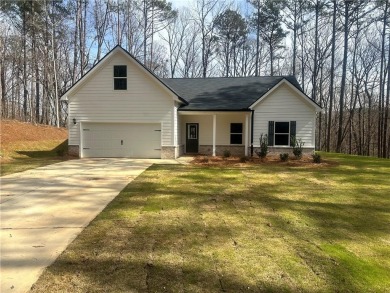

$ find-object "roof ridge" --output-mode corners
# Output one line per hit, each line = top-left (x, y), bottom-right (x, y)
(162, 76), (294, 80)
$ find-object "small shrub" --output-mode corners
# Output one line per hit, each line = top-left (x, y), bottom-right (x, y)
(312, 152), (321, 163)
(280, 153), (289, 162)
(223, 150), (231, 158)
(291, 136), (305, 159)
(255, 133), (268, 159)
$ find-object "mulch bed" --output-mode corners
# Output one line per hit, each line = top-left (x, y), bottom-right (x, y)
(191, 154), (334, 167)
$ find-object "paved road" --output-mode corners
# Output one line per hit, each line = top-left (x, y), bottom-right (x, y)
(0, 158), (178, 293)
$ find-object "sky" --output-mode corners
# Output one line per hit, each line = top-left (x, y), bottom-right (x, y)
(170, 0), (250, 14)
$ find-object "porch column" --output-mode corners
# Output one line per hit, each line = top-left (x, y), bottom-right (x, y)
(212, 114), (216, 156)
(245, 113), (249, 156)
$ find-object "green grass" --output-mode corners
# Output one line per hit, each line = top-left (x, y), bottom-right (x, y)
(0, 140), (68, 176)
(30, 153), (390, 292)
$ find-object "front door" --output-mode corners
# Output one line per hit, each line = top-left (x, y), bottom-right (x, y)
(186, 123), (199, 153)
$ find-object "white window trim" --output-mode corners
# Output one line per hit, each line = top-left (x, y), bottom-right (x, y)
(230, 123), (243, 145)
(274, 121), (290, 147)
(113, 65), (128, 90)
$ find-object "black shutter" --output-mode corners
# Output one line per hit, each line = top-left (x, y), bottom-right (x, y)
(268, 121), (274, 146)
(290, 121), (296, 146)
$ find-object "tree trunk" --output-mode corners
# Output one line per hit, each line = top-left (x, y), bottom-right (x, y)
(327, 0), (336, 152)
(379, 1), (388, 157)
(72, 0), (80, 83)
(22, 5), (28, 121)
(143, 0), (148, 65)
(292, 2), (297, 76)
(312, 0), (319, 103)
(0, 35), (6, 118)
(336, 1), (350, 153)
(383, 32), (390, 158)
(255, 6), (260, 76)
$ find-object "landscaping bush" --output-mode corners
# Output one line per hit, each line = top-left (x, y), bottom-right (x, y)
(255, 134), (268, 159)
(312, 152), (321, 163)
(280, 153), (289, 162)
(291, 136), (305, 159)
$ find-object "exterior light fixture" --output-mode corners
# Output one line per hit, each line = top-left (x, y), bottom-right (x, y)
(73, 118), (77, 125)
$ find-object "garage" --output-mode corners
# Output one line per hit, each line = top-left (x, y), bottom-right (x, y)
(81, 122), (161, 158)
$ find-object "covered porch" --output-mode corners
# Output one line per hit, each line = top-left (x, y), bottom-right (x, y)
(178, 111), (252, 157)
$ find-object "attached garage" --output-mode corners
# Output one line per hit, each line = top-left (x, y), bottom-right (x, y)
(80, 122), (161, 158)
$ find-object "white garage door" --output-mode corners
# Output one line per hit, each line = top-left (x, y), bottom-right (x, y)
(81, 122), (161, 158)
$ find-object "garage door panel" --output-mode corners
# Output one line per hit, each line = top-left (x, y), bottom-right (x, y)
(81, 123), (161, 158)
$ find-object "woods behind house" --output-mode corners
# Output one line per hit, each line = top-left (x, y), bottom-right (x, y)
(0, 0), (389, 158)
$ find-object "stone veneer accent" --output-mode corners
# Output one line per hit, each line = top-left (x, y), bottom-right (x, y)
(68, 144), (314, 159)
(198, 145), (246, 157)
(178, 145), (185, 157)
(161, 146), (180, 159)
(68, 145), (80, 157)
(68, 145), (180, 159)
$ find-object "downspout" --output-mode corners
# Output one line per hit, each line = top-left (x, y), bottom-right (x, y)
(251, 110), (254, 157)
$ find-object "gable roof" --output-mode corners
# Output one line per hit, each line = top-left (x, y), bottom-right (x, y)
(61, 45), (187, 104)
(248, 78), (322, 111)
(62, 45), (320, 111)
(161, 76), (320, 111)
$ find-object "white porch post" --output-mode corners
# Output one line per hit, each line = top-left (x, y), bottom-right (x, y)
(212, 114), (216, 156)
(245, 113), (249, 156)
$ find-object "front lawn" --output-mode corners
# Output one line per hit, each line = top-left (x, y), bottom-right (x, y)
(30, 153), (390, 292)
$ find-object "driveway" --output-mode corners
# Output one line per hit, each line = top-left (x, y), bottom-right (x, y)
(0, 158), (179, 293)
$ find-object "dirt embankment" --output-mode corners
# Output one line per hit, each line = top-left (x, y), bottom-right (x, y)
(0, 120), (68, 162)
(1, 120), (67, 145)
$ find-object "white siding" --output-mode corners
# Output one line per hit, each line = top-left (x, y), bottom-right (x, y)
(180, 113), (247, 145)
(252, 83), (316, 147)
(180, 115), (213, 145)
(68, 51), (175, 147)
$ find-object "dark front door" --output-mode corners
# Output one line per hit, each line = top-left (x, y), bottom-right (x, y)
(186, 123), (199, 153)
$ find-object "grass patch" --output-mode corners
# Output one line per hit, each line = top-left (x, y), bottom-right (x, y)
(0, 140), (68, 176)
(30, 153), (390, 292)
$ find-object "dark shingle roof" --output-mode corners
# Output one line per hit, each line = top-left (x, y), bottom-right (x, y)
(161, 76), (304, 111)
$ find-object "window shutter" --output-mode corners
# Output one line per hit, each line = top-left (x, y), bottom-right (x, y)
(268, 121), (274, 146)
(290, 121), (296, 146)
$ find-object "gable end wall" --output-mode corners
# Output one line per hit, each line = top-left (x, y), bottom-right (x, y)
(68, 52), (176, 148)
(252, 83), (316, 148)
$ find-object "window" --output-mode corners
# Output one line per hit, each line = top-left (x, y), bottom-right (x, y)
(113, 65), (127, 90)
(274, 122), (290, 146)
(230, 123), (243, 144)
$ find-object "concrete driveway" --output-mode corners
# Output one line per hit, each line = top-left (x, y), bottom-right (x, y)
(0, 158), (179, 293)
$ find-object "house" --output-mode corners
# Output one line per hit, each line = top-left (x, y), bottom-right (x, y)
(62, 45), (321, 159)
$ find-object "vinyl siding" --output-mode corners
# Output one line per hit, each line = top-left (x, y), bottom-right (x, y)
(180, 113), (247, 146)
(252, 83), (316, 147)
(68, 51), (175, 146)
(180, 115), (213, 145)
